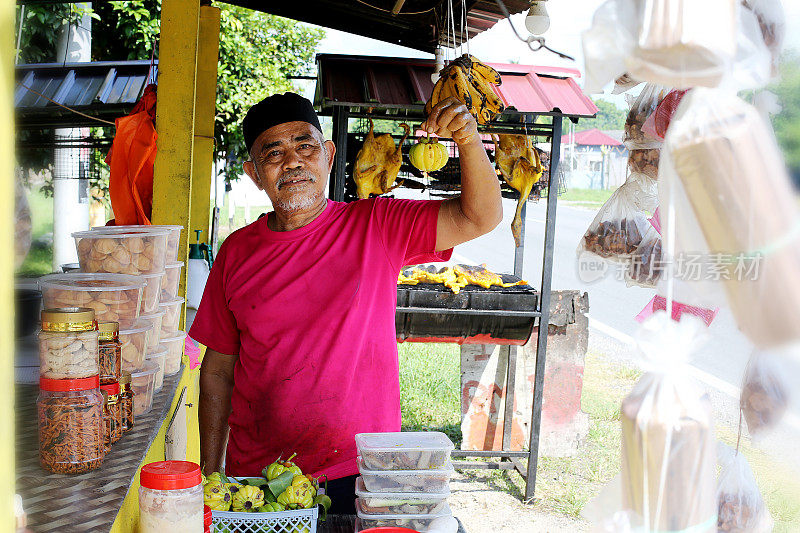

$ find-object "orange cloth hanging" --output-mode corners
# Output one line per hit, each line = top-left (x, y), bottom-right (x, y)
(106, 84), (158, 225)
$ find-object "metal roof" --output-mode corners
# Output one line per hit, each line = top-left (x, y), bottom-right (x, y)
(315, 54), (598, 119)
(561, 128), (623, 146)
(15, 60), (156, 129)
(220, 0), (530, 54)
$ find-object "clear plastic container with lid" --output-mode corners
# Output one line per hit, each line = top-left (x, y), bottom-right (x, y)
(145, 345), (167, 392)
(98, 321), (121, 384)
(355, 477), (450, 515)
(138, 311), (166, 352)
(158, 297), (184, 338)
(93, 224), (183, 263)
(131, 360), (159, 415)
(119, 322), (153, 373)
(139, 460), (203, 533)
(161, 261), (184, 301)
(355, 498), (453, 531)
(38, 273), (144, 328)
(139, 272), (164, 315)
(38, 375), (104, 474)
(356, 431), (455, 471)
(160, 331), (187, 375)
(100, 382), (122, 448)
(39, 307), (99, 379)
(357, 457), (454, 494)
(119, 372), (134, 432)
(74, 228), (169, 275)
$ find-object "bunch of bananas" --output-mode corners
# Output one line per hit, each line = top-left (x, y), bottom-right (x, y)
(425, 54), (505, 125)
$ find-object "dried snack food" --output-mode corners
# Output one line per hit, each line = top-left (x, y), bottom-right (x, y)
(119, 323), (152, 373)
(355, 477), (449, 515)
(140, 272), (164, 315)
(39, 273), (144, 328)
(74, 229), (169, 276)
(356, 431), (454, 471)
(160, 331), (187, 375)
(39, 308), (99, 379)
(627, 149), (660, 180)
(159, 297), (184, 338)
(740, 350), (788, 436)
(131, 360), (159, 416)
(161, 262), (183, 301)
(138, 311), (165, 352)
(356, 498), (452, 531)
(100, 382), (123, 448)
(625, 225), (663, 288)
(717, 443), (773, 532)
(94, 224), (183, 263)
(145, 345), (167, 392)
(120, 372), (134, 432)
(98, 321), (121, 385)
(38, 376), (104, 475)
(624, 84), (670, 149)
(357, 457), (454, 494)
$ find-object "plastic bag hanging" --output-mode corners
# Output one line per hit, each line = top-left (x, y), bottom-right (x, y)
(624, 84), (671, 150)
(741, 0), (786, 77)
(659, 87), (800, 348)
(716, 443), (774, 532)
(625, 222), (662, 289)
(740, 348), (792, 438)
(621, 312), (717, 533)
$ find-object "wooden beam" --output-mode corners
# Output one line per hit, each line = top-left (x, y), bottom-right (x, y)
(151, 0), (200, 327)
(0, 0), (15, 528)
(391, 0), (406, 15)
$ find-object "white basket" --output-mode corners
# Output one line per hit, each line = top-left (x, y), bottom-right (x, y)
(211, 506), (318, 533)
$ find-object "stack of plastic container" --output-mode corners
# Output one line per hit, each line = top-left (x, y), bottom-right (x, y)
(354, 432), (456, 532)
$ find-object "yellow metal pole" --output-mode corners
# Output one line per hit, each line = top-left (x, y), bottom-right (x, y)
(0, 0), (15, 528)
(151, 0), (200, 306)
(190, 6), (220, 252)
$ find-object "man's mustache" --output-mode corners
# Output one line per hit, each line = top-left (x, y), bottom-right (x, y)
(276, 170), (316, 190)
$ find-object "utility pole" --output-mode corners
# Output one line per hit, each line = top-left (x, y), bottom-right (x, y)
(52, 3), (91, 271)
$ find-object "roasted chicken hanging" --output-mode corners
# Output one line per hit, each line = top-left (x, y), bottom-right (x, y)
(492, 134), (544, 247)
(353, 119), (411, 199)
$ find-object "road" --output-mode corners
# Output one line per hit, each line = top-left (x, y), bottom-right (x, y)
(451, 197), (752, 394)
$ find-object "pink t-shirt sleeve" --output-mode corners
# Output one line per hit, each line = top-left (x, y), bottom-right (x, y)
(372, 197), (453, 270)
(188, 240), (241, 355)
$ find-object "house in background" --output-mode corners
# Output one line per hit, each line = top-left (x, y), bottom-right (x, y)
(559, 128), (627, 190)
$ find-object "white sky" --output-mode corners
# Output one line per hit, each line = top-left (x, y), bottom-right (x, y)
(309, 0), (800, 107)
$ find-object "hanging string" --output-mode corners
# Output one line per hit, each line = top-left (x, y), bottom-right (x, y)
(17, 83), (116, 126)
(353, 0), (435, 15)
(448, 0), (457, 61)
(461, 0), (468, 56)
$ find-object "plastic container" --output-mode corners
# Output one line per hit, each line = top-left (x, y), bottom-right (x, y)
(356, 498), (452, 531)
(140, 272), (164, 315)
(158, 297), (184, 338)
(100, 382), (122, 448)
(356, 432), (455, 471)
(357, 457), (454, 494)
(98, 321), (121, 385)
(93, 224), (183, 263)
(39, 273), (144, 328)
(355, 477), (450, 515)
(37, 375), (104, 474)
(120, 372), (134, 432)
(139, 461), (203, 533)
(160, 331), (187, 375)
(39, 307), (99, 379)
(119, 323), (152, 373)
(204, 506), (212, 533)
(161, 261), (184, 301)
(138, 310), (166, 352)
(131, 360), (159, 416)
(74, 228), (169, 275)
(146, 345), (167, 392)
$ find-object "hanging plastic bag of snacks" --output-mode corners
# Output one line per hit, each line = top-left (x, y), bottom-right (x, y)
(741, 0), (786, 77)
(624, 84), (671, 150)
(625, 223), (663, 288)
(578, 173), (657, 262)
(627, 149), (660, 181)
(740, 349), (790, 437)
(717, 443), (774, 532)
(621, 313), (716, 532)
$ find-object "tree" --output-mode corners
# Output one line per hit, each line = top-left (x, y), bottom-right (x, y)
(770, 51), (800, 177)
(571, 98), (627, 132)
(16, 2), (324, 183)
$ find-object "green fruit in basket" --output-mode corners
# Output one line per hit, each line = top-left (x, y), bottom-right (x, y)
(264, 452), (303, 480)
(206, 471), (224, 484)
(225, 482), (243, 495)
(203, 480), (232, 511)
(256, 502), (285, 512)
(277, 486), (313, 509)
(231, 485), (265, 512)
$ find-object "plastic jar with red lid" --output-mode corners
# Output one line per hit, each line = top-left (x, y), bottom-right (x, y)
(139, 461), (204, 533)
(37, 375), (104, 474)
(203, 505), (212, 533)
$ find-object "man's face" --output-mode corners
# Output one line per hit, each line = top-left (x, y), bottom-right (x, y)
(243, 121), (335, 214)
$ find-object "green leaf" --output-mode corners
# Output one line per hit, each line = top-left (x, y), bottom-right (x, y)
(313, 495), (332, 522)
(265, 471), (294, 500)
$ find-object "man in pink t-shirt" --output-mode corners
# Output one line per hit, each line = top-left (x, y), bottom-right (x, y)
(191, 92), (501, 513)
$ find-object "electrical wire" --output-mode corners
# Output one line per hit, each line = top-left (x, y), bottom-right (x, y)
(17, 83), (116, 126)
(353, 0), (435, 15)
(493, 0), (575, 61)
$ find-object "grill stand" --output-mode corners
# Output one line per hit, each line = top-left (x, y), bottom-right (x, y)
(326, 102), (566, 502)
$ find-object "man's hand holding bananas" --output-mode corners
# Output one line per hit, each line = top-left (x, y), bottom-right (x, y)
(425, 55), (505, 125)
(421, 97), (479, 146)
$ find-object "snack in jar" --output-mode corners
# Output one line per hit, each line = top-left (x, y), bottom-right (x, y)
(39, 307), (99, 379)
(160, 331), (187, 375)
(356, 431), (455, 471)
(158, 297), (184, 338)
(145, 345), (168, 392)
(38, 375), (104, 474)
(119, 322), (153, 373)
(131, 360), (159, 416)
(119, 372), (134, 432)
(100, 382), (123, 448)
(355, 498), (453, 531)
(98, 321), (121, 385)
(138, 310), (166, 352)
(161, 261), (184, 301)
(140, 272), (164, 315)
(357, 457), (454, 494)
(139, 461), (203, 533)
(38, 273), (144, 328)
(74, 228), (169, 275)
(93, 224), (183, 263)
(355, 477), (449, 515)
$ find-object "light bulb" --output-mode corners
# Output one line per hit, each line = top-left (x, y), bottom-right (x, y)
(525, 0), (550, 35)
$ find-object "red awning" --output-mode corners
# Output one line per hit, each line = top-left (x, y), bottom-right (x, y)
(315, 54), (598, 119)
(560, 128), (622, 146)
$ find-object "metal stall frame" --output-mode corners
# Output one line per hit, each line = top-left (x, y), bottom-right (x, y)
(324, 102), (563, 501)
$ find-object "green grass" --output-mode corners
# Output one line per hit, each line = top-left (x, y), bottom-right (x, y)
(560, 188), (615, 208)
(17, 187), (54, 277)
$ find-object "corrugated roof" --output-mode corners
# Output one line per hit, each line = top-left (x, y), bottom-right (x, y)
(315, 54), (597, 119)
(15, 60), (156, 129)
(560, 128), (623, 146)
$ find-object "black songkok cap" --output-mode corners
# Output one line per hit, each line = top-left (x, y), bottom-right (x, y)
(242, 92), (322, 154)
